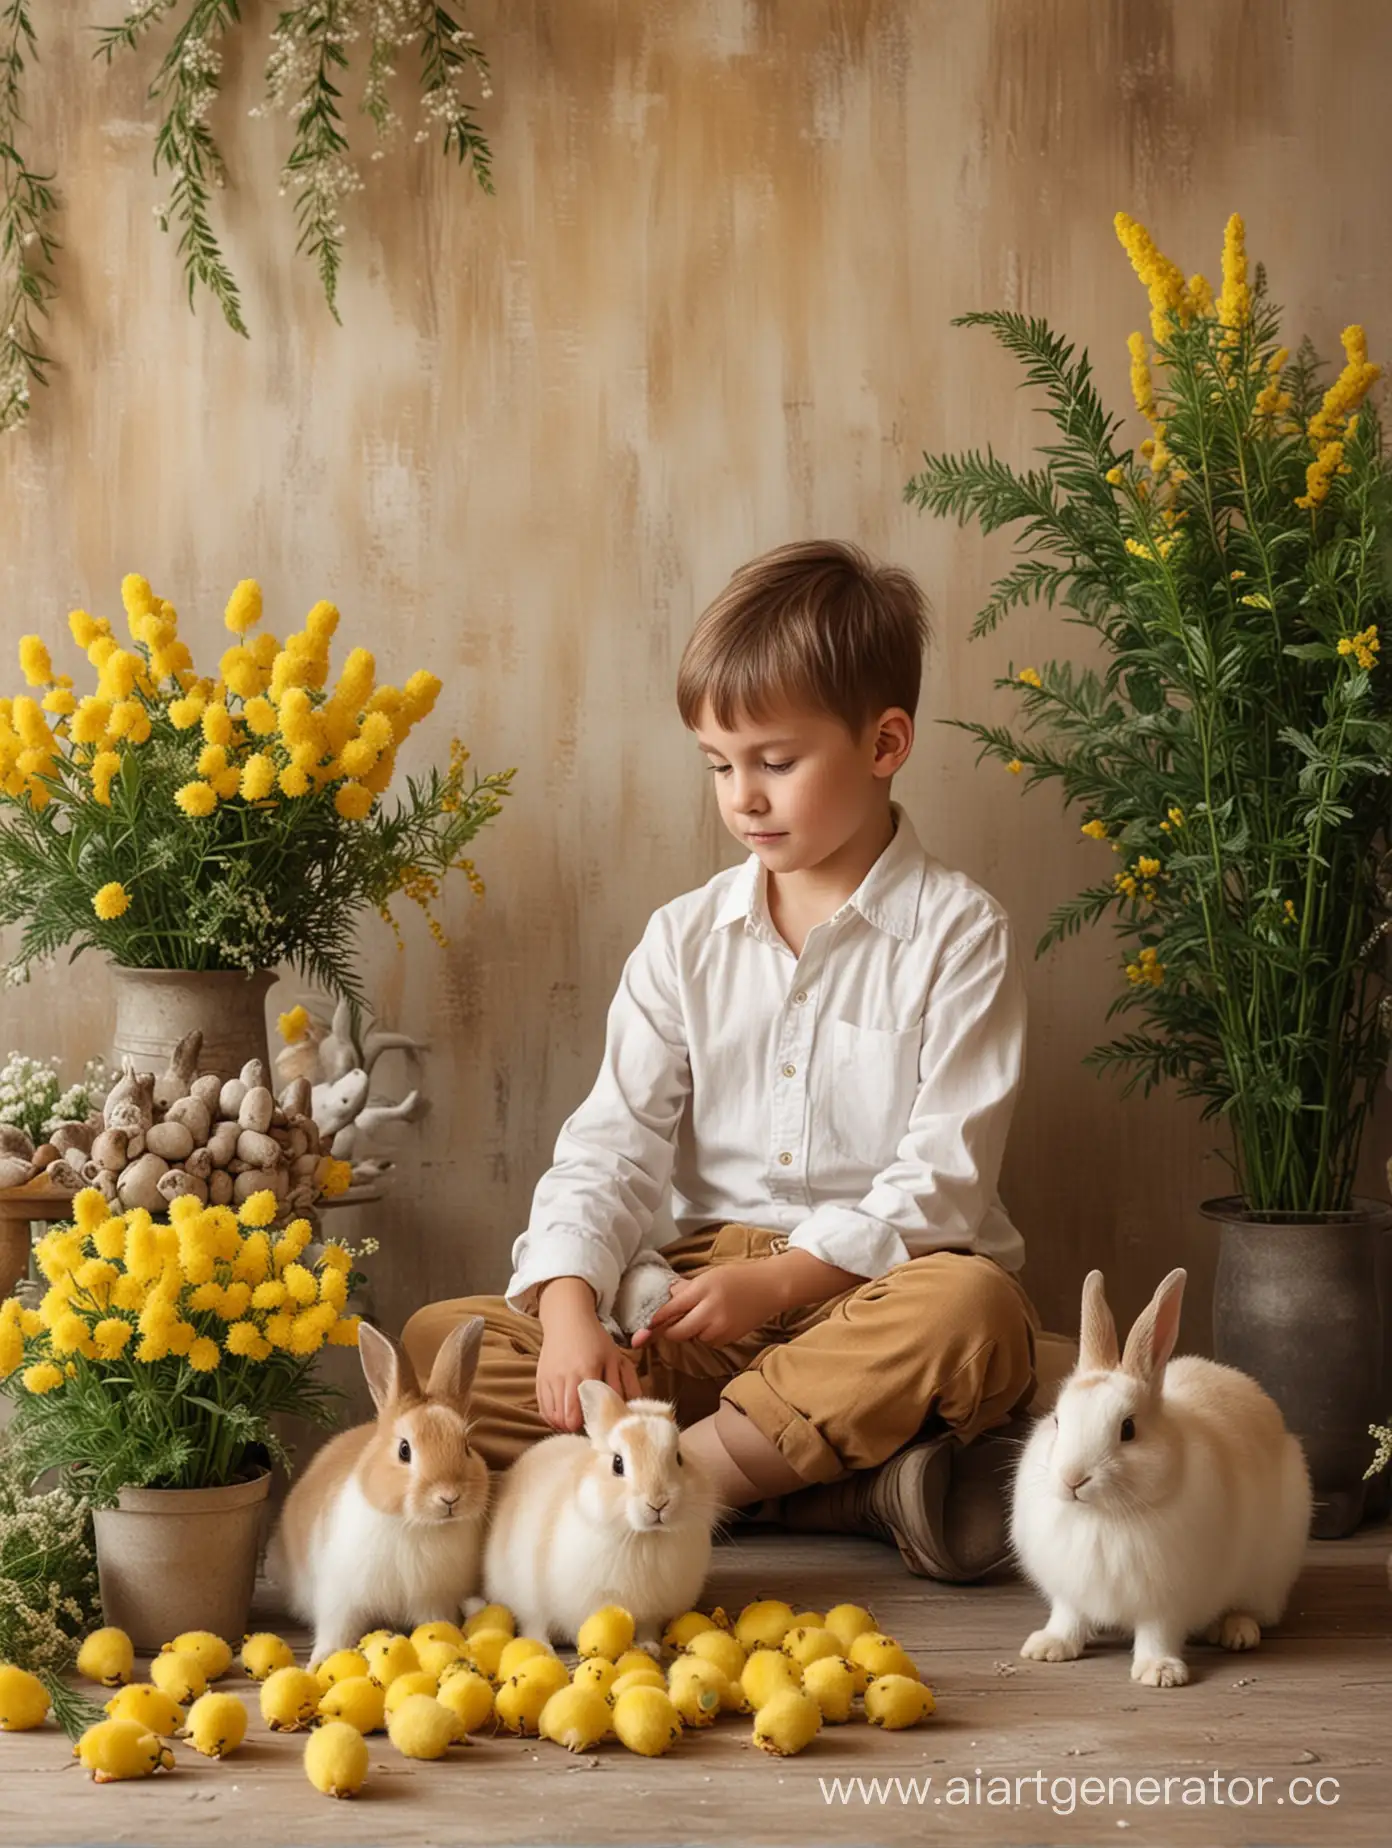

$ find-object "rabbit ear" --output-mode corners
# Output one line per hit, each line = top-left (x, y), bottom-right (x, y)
(577, 1378), (627, 1443)
(1120, 1268), (1187, 1385)
(1079, 1269), (1119, 1370)
(359, 1322), (415, 1413)
(426, 1315), (485, 1405)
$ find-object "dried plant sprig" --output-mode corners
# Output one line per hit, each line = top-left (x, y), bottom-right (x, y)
(0, 0), (59, 433)
(418, 3), (493, 191)
(269, 2), (359, 324)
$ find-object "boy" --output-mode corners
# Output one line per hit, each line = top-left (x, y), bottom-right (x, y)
(404, 540), (1042, 1580)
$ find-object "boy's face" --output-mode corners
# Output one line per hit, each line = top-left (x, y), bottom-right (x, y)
(694, 698), (912, 876)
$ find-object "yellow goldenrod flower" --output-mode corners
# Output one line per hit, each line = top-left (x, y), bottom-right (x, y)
(319, 1160), (353, 1199)
(50, 1311), (95, 1357)
(304, 599), (340, 644)
(250, 630), (280, 670)
(318, 1268), (348, 1311)
(93, 1318), (133, 1361)
(197, 743), (228, 780)
(240, 754), (276, 802)
(1296, 439), (1343, 510)
(224, 579), (264, 635)
(278, 1004), (311, 1043)
(263, 1311), (294, 1351)
(1216, 213), (1249, 341)
(337, 737), (379, 779)
(92, 882), (131, 920)
(187, 1336), (221, 1373)
(1104, 464), (1125, 486)
(175, 781), (218, 818)
(201, 702), (234, 747)
(22, 1362), (64, 1395)
(1126, 330), (1158, 427)
(212, 767), (242, 800)
(0, 1320), (23, 1380)
(95, 649), (140, 705)
(1017, 667), (1042, 688)
(18, 635), (53, 686)
(243, 695), (277, 737)
(1308, 325), (1382, 446)
(283, 1263), (319, 1307)
(93, 1216), (127, 1261)
(317, 1243), (352, 1274)
(221, 645), (265, 701)
(334, 782), (374, 821)
(1136, 856), (1161, 877)
(1114, 212), (1191, 342)
(1081, 819), (1109, 839)
(239, 1190), (279, 1229)
(1006, 759), (1023, 776)
(41, 684), (76, 717)
(328, 1315), (362, 1347)
(226, 1321), (272, 1362)
(70, 697), (113, 746)
(1187, 271), (1214, 316)
(278, 763), (311, 799)
(1337, 625), (1380, 670)
(252, 1280), (288, 1311)
(89, 750), (121, 807)
(168, 693), (206, 730)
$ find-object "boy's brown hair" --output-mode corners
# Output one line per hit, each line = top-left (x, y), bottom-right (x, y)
(676, 539), (931, 735)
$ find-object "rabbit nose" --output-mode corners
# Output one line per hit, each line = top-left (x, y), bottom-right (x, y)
(647, 1497), (669, 1516)
(438, 1492), (460, 1512)
(1063, 1472), (1091, 1496)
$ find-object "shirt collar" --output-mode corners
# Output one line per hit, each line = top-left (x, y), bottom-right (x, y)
(711, 801), (927, 942)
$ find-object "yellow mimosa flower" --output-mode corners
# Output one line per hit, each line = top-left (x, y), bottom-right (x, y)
(93, 882), (131, 920)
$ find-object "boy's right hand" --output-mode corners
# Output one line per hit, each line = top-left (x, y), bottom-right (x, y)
(535, 1280), (642, 1433)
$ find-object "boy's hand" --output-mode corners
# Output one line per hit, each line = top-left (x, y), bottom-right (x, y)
(630, 1261), (788, 1349)
(536, 1316), (642, 1434)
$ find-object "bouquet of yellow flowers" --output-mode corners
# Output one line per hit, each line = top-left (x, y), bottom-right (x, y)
(0, 1185), (362, 1502)
(0, 574), (514, 1003)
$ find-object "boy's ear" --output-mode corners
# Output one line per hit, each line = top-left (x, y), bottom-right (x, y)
(871, 707), (914, 777)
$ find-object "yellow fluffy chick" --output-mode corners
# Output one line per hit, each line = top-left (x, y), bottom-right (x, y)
(611, 1685), (683, 1757)
(163, 1630), (232, 1680)
(0, 1664), (51, 1730)
(463, 1601), (516, 1639)
(734, 1599), (796, 1650)
(305, 1718), (369, 1798)
(495, 1655), (570, 1735)
(789, 1610), (825, 1629)
(753, 1687), (823, 1756)
(576, 1604), (635, 1661)
(76, 1627), (134, 1688)
(666, 1658), (727, 1728)
(823, 1603), (877, 1652)
(571, 1657), (621, 1699)
(539, 1684), (611, 1752)
(800, 1655), (858, 1724)
(318, 1676), (386, 1735)
(241, 1632), (295, 1680)
(357, 1628), (393, 1651)
(848, 1632), (921, 1683)
(612, 1646), (661, 1677)
(415, 1638), (466, 1679)
(609, 1666), (666, 1701)
(435, 1668), (494, 1736)
(363, 1634), (419, 1687)
(259, 1665), (322, 1732)
(662, 1610), (718, 1651)
(864, 1674), (936, 1729)
(781, 1625), (843, 1670)
(384, 1670), (439, 1719)
(741, 1647), (800, 1711)
(75, 1717), (174, 1781)
(315, 1648), (369, 1691)
(387, 1693), (459, 1760)
(151, 1650), (207, 1705)
(179, 1691), (248, 1758)
(105, 1684), (184, 1737)
(684, 1629), (746, 1686)
(460, 1628), (511, 1681)
(496, 1635), (551, 1679)
(410, 1620), (465, 1651)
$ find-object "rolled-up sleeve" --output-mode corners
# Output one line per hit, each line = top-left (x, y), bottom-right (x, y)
(789, 915), (1026, 1278)
(506, 909), (692, 1321)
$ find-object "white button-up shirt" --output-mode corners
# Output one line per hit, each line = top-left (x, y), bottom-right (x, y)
(506, 803), (1027, 1320)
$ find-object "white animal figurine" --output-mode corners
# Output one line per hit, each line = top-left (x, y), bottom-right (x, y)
(482, 1384), (719, 1653)
(1010, 1266), (1312, 1689)
(270, 1317), (490, 1661)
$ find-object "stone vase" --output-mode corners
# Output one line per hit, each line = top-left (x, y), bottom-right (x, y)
(92, 1468), (272, 1652)
(108, 966), (274, 1077)
(1204, 1196), (1392, 1539)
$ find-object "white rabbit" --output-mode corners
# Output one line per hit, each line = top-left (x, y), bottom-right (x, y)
(270, 1317), (490, 1661)
(1010, 1267), (1311, 1689)
(482, 1384), (719, 1652)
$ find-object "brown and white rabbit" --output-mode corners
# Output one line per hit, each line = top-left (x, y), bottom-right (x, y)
(1010, 1267), (1312, 1688)
(482, 1383), (719, 1652)
(270, 1317), (490, 1661)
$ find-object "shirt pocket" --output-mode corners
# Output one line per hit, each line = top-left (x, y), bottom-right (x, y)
(824, 1016), (923, 1168)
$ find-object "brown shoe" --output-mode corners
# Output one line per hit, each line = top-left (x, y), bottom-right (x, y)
(774, 1421), (1029, 1582)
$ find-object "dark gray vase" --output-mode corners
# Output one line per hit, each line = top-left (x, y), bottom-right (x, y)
(1204, 1197), (1391, 1540)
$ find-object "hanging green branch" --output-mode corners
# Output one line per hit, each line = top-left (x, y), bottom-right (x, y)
(0, 0), (59, 433)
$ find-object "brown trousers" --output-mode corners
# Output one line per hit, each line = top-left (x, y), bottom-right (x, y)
(402, 1223), (1041, 1487)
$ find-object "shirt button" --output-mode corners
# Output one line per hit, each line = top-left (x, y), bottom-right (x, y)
(793, 990), (808, 1004)
(778, 1151), (793, 1166)
(782, 1063), (796, 1078)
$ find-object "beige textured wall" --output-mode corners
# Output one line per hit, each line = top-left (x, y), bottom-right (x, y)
(2, 0), (1388, 1351)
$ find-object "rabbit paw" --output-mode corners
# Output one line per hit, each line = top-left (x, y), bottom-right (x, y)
(1132, 1654), (1189, 1688)
(1020, 1629), (1083, 1663)
(1204, 1611), (1261, 1651)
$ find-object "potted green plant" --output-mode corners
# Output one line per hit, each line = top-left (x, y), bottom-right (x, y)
(908, 210), (1392, 1537)
(0, 1184), (364, 1647)
(0, 573), (514, 1073)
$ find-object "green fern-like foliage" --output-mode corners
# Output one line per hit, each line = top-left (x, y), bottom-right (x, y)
(906, 222), (1392, 1214)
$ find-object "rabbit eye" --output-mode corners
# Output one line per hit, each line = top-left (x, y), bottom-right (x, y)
(397, 1438), (412, 1464)
(611, 1453), (624, 1476)
(1120, 1417), (1136, 1443)
(676, 1451), (683, 1467)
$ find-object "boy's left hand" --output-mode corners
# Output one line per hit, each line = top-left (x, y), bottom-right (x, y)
(629, 1261), (787, 1349)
